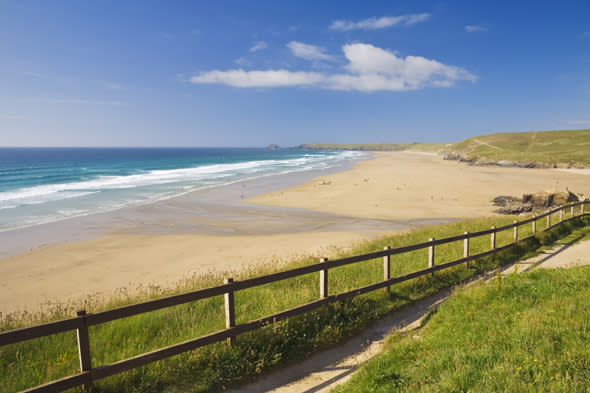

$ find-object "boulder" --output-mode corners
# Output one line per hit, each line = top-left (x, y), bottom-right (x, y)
(495, 203), (533, 215)
(522, 190), (578, 208)
(492, 195), (521, 206)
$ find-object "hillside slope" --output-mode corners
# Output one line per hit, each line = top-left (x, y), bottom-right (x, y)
(446, 129), (590, 168)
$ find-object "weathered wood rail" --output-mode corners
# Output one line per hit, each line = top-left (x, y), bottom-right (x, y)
(1, 201), (588, 393)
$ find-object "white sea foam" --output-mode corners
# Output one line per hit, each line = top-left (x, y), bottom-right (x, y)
(0, 150), (369, 231)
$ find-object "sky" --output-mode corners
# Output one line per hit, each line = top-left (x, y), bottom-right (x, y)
(0, 0), (589, 147)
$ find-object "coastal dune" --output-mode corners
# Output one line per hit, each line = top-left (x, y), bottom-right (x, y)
(2, 151), (590, 314)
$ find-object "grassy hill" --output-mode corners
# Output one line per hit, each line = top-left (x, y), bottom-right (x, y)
(334, 263), (590, 393)
(446, 129), (590, 167)
(297, 129), (590, 167)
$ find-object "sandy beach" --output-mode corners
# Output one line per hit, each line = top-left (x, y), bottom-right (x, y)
(2, 151), (589, 314)
(249, 152), (590, 220)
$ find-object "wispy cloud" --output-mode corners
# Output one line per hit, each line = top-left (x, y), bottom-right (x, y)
(191, 69), (323, 88)
(287, 41), (334, 61)
(191, 43), (475, 92)
(103, 82), (125, 90)
(0, 114), (25, 120)
(234, 57), (251, 66)
(465, 25), (488, 33)
(583, 32), (590, 38)
(567, 120), (590, 125)
(330, 14), (430, 31)
(249, 41), (268, 52)
(21, 98), (126, 106)
(23, 71), (43, 78)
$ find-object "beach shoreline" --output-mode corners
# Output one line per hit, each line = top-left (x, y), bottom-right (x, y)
(2, 151), (590, 314)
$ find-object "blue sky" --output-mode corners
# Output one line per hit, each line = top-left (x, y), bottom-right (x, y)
(0, 0), (588, 147)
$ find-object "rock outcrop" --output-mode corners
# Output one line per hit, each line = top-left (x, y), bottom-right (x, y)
(522, 190), (579, 209)
(494, 190), (580, 215)
(443, 152), (548, 168)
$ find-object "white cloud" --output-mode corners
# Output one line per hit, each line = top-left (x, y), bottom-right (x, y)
(567, 120), (590, 125)
(465, 25), (488, 33)
(191, 69), (324, 87)
(330, 14), (430, 31)
(191, 43), (475, 92)
(249, 41), (268, 52)
(287, 41), (334, 61)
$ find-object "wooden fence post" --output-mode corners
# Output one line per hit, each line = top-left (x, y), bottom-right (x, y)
(224, 278), (236, 346)
(560, 208), (564, 222)
(571, 205), (575, 218)
(532, 215), (537, 235)
(76, 310), (93, 391)
(463, 232), (469, 268)
(490, 227), (496, 250)
(320, 258), (328, 299)
(513, 221), (518, 242)
(428, 238), (435, 276)
(583, 202), (586, 215)
(547, 213), (551, 228)
(383, 247), (391, 294)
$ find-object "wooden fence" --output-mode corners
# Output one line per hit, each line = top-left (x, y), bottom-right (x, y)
(1, 201), (588, 393)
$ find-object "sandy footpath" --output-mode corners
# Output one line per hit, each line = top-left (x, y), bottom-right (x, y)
(2, 151), (590, 314)
(228, 239), (590, 393)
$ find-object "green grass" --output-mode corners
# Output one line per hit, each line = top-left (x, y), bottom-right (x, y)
(1, 215), (588, 393)
(293, 143), (448, 153)
(447, 129), (590, 167)
(334, 244), (590, 392)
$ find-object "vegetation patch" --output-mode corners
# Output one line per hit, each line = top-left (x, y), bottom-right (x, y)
(446, 129), (590, 167)
(334, 260), (590, 393)
(1, 217), (589, 393)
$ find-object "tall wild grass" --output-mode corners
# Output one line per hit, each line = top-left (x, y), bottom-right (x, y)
(1, 214), (587, 393)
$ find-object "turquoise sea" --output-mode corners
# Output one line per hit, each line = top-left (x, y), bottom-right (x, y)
(0, 147), (367, 232)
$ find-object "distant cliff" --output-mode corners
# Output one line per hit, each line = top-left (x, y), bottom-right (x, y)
(292, 143), (446, 153)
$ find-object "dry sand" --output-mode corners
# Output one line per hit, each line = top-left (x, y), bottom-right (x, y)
(249, 151), (590, 220)
(2, 151), (590, 314)
(0, 232), (363, 313)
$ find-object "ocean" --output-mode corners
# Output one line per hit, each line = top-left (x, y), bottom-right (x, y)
(0, 147), (367, 232)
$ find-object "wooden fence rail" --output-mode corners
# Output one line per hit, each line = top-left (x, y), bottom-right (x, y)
(1, 201), (587, 393)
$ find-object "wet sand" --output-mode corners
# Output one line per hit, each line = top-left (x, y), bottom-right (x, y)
(2, 151), (589, 314)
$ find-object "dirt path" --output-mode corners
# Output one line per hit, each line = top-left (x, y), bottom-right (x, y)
(228, 239), (590, 393)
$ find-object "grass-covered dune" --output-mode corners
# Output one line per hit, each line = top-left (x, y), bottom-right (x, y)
(446, 129), (590, 168)
(335, 259), (590, 392)
(2, 214), (588, 393)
